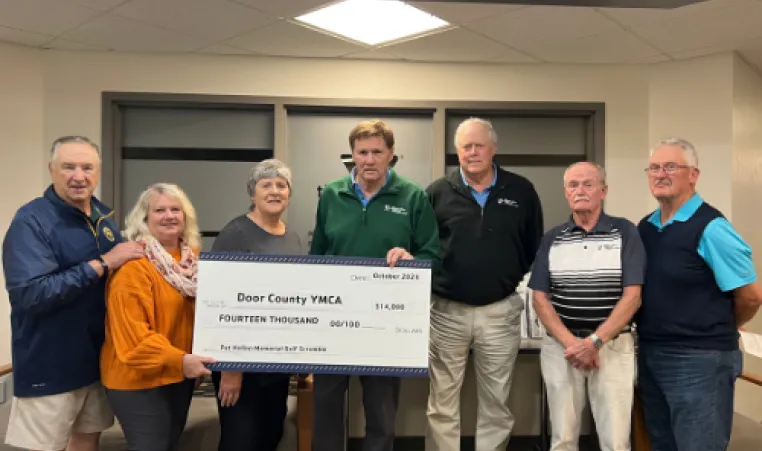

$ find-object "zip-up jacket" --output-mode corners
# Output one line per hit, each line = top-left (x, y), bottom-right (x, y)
(3, 185), (122, 397)
(426, 168), (543, 306)
(309, 170), (440, 272)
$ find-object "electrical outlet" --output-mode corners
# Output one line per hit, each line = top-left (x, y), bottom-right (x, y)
(0, 379), (6, 404)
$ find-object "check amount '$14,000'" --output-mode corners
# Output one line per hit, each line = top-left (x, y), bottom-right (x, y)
(192, 253), (432, 377)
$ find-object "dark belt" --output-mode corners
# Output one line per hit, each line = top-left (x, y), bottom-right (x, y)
(568, 326), (632, 339)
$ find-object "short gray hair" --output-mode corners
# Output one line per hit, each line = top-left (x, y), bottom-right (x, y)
(564, 161), (607, 186)
(651, 137), (699, 168)
(454, 117), (498, 148)
(50, 135), (100, 162)
(246, 159), (292, 198)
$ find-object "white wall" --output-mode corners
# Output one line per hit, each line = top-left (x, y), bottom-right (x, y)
(0, 43), (45, 366)
(1, 42), (748, 435)
(42, 50), (653, 226)
(731, 54), (762, 423)
(648, 53), (735, 216)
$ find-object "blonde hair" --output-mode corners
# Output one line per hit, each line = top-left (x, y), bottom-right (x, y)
(123, 183), (201, 250)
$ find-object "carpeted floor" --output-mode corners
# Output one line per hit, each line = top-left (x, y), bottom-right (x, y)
(1, 378), (760, 451)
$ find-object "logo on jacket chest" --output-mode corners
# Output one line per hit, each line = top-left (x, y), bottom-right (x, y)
(384, 205), (408, 216)
(497, 198), (519, 207)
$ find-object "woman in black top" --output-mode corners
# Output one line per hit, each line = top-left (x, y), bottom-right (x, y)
(211, 159), (303, 451)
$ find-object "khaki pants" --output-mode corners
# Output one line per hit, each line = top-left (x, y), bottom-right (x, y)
(541, 333), (635, 451)
(5, 381), (114, 451)
(425, 293), (523, 451)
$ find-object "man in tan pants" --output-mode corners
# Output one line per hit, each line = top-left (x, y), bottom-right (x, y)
(3, 136), (143, 451)
(425, 118), (544, 451)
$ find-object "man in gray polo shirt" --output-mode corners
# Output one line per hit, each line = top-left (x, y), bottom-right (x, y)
(528, 162), (646, 451)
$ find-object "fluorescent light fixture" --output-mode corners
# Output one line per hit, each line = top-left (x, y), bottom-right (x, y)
(295, 0), (450, 46)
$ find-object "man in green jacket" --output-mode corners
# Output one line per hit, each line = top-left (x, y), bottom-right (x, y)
(310, 119), (440, 451)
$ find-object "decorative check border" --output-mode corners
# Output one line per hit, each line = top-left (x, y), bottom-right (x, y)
(206, 361), (429, 378)
(200, 252), (432, 269)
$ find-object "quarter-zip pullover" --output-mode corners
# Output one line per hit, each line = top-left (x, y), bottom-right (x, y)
(3, 185), (122, 396)
(426, 167), (544, 306)
(309, 170), (440, 272)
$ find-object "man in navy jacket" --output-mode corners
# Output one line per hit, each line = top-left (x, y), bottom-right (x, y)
(3, 136), (143, 451)
(637, 137), (762, 451)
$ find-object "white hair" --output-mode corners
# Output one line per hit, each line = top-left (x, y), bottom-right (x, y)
(564, 161), (607, 186)
(50, 135), (101, 163)
(651, 137), (699, 168)
(454, 117), (498, 148)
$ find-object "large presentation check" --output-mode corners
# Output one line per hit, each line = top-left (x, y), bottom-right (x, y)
(192, 253), (432, 377)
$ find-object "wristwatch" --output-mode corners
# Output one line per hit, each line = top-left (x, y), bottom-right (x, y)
(589, 333), (604, 349)
(98, 256), (109, 277)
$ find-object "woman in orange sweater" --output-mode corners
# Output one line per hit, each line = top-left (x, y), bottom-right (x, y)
(100, 182), (214, 451)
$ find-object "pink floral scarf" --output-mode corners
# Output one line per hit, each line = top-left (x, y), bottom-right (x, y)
(140, 236), (198, 298)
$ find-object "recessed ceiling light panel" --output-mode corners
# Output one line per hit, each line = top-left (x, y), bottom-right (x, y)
(295, 0), (450, 46)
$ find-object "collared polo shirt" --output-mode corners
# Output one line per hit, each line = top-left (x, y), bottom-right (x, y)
(460, 164), (497, 208)
(637, 193), (756, 350)
(352, 168), (390, 207)
(528, 212), (646, 332)
(646, 193), (755, 292)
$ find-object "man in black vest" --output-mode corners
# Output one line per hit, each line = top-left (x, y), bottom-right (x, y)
(637, 137), (762, 451)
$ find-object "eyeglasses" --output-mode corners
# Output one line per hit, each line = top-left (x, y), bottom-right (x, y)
(644, 163), (691, 174)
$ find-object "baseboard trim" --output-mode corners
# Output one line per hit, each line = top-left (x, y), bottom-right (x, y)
(348, 435), (600, 451)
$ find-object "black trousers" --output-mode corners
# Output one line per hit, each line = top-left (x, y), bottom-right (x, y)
(106, 379), (195, 451)
(211, 372), (291, 451)
(312, 374), (401, 451)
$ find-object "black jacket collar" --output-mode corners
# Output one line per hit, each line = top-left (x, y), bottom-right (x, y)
(446, 165), (509, 196)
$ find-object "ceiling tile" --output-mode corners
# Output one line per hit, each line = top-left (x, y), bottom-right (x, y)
(733, 36), (762, 57)
(597, 0), (756, 29)
(43, 37), (107, 50)
(62, 13), (210, 52)
(384, 27), (537, 63)
(631, 2), (762, 53)
(623, 54), (672, 64)
(467, 6), (624, 50)
(408, 1), (527, 25)
(225, 20), (364, 58)
(0, 0), (103, 36)
(514, 29), (662, 64)
(0, 24), (53, 47)
(663, 35), (762, 61)
(231, 0), (332, 18)
(341, 49), (403, 61)
(64, 0), (129, 11)
(487, 52), (544, 64)
(738, 48), (762, 73)
(112, 0), (276, 42)
(196, 43), (256, 55)
(670, 44), (734, 60)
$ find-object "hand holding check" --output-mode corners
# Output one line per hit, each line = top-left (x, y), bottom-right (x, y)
(386, 247), (413, 267)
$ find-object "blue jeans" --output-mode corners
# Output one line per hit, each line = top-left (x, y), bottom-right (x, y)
(637, 345), (742, 451)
